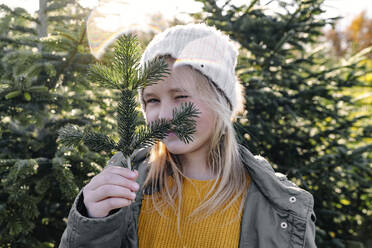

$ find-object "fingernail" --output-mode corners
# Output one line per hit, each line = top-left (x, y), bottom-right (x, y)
(133, 183), (139, 190)
(131, 192), (136, 199)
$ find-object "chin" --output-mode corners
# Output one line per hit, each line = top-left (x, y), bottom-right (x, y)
(163, 137), (208, 156)
(163, 142), (189, 155)
(163, 138), (194, 155)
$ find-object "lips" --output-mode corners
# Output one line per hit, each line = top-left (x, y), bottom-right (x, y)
(167, 132), (176, 136)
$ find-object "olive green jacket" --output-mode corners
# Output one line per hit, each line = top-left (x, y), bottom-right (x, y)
(59, 145), (317, 247)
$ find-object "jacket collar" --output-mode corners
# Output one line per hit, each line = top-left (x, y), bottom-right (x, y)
(238, 144), (313, 219)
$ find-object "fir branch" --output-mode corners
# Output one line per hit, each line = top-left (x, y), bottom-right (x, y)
(88, 64), (122, 90)
(0, 36), (38, 47)
(171, 102), (201, 144)
(131, 118), (171, 150)
(135, 57), (171, 89)
(57, 124), (84, 147)
(131, 102), (200, 149)
(49, 15), (86, 22)
(9, 25), (37, 35)
(82, 131), (117, 152)
(117, 90), (137, 150)
(45, 0), (75, 12)
(58, 125), (117, 152)
(112, 34), (141, 90)
(0, 4), (38, 23)
(0, 158), (50, 167)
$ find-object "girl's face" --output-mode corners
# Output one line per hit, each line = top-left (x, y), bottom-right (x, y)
(143, 61), (215, 155)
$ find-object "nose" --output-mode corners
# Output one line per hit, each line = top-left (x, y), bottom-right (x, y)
(158, 103), (173, 121)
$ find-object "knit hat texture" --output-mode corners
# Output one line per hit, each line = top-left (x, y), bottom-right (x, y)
(139, 23), (244, 118)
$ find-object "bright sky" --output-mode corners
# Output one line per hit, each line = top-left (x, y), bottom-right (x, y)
(1, 0), (371, 30)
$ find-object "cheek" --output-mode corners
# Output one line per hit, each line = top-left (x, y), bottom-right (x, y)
(144, 110), (155, 124)
(196, 108), (215, 131)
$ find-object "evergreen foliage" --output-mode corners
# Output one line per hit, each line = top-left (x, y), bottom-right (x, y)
(193, 0), (372, 247)
(58, 34), (200, 170)
(0, 2), (106, 247)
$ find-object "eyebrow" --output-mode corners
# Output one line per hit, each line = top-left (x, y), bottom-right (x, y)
(143, 88), (188, 98)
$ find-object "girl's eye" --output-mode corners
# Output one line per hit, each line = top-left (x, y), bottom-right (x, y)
(146, 98), (158, 103)
(176, 95), (188, 99)
(146, 96), (188, 104)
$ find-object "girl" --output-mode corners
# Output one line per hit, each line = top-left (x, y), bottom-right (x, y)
(59, 23), (316, 248)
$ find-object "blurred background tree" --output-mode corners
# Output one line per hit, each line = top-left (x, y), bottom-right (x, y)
(193, 0), (372, 247)
(0, 0), (111, 247)
(326, 11), (372, 58)
(0, 0), (371, 247)
(326, 12), (372, 159)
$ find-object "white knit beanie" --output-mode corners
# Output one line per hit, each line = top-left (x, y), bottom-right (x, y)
(138, 23), (245, 119)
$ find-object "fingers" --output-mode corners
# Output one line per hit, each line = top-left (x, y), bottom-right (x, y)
(95, 197), (132, 213)
(82, 163), (140, 218)
(106, 166), (138, 180)
(87, 184), (137, 203)
(87, 166), (139, 191)
(88, 173), (139, 192)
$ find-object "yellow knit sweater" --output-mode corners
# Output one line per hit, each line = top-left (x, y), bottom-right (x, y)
(138, 174), (250, 248)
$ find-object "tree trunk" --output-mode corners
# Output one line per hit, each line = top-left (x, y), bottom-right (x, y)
(37, 0), (48, 51)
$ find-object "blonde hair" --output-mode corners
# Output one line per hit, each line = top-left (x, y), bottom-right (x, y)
(142, 56), (248, 234)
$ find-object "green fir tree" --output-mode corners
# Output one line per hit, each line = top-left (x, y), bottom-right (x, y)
(0, 1), (101, 247)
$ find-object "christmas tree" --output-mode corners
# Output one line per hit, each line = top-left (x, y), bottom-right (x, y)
(58, 33), (200, 170)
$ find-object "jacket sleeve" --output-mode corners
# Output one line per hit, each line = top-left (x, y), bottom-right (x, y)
(304, 209), (317, 248)
(58, 188), (130, 248)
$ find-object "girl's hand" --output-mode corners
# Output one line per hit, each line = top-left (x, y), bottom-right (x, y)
(82, 166), (139, 218)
